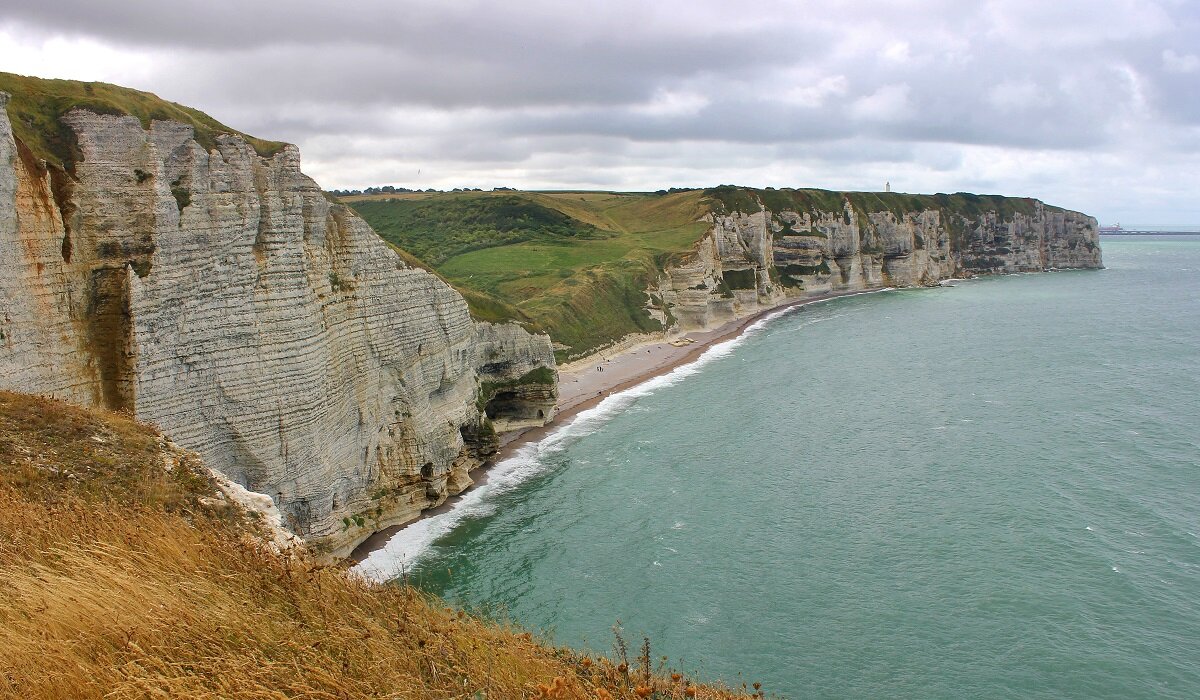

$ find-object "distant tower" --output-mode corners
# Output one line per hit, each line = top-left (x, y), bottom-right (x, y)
(885, 181), (891, 193)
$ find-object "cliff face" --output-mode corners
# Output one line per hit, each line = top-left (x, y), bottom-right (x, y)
(656, 189), (1102, 330)
(0, 92), (555, 556)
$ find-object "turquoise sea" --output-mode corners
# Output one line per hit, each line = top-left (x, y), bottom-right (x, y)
(357, 235), (1200, 699)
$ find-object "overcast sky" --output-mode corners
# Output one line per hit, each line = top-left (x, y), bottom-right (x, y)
(2, 0), (1197, 224)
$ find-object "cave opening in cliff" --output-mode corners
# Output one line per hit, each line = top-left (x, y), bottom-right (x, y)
(483, 390), (526, 421)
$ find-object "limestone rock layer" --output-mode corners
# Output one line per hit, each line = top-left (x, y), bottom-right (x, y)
(0, 94), (555, 556)
(657, 193), (1103, 330)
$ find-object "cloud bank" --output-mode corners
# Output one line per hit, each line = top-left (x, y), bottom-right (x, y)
(2, 0), (1197, 223)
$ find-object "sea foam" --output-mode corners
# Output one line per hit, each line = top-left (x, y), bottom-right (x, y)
(355, 315), (761, 580)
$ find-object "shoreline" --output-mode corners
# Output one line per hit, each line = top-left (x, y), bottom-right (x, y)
(346, 286), (881, 564)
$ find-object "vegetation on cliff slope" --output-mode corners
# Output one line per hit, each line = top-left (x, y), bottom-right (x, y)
(347, 190), (710, 360)
(0, 71), (285, 170)
(0, 391), (754, 700)
(351, 194), (611, 265)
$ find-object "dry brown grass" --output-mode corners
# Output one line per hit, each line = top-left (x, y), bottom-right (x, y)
(0, 392), (757, 700)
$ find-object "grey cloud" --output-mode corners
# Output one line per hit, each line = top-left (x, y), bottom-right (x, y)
(1, 2), (813, 108)
(0, 0), (1197, 222)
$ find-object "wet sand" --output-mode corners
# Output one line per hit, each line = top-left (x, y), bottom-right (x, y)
(347, 288), (876, 564)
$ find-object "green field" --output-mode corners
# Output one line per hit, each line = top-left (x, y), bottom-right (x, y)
(347, 190), (711, 360)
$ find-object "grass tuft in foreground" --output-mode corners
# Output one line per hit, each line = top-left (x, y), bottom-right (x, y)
(0, 391), (755, 699)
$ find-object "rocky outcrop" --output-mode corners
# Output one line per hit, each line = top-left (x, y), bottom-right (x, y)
(0, 93), (556, 557)
(655, 189), (1102, 330)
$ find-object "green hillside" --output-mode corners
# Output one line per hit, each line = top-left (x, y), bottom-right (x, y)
(346, 190), (711, 360)
(350, 194), (611, 265)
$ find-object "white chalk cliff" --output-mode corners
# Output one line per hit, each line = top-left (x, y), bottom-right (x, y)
(654, 190), (1103, 330)
(0, 92), (556, 556)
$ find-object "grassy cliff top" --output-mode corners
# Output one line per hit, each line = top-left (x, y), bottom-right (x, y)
(705, 185), (1064, 220)
(0, 391), (752, 699)
(0, 71), (286, 170)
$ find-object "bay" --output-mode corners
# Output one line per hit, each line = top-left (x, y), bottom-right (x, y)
(392, 236), (1200, 699)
